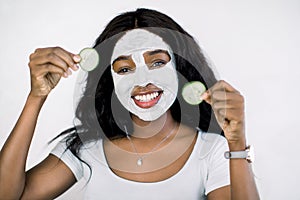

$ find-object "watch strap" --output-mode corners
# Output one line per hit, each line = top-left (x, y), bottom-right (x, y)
(224, 145), (254, 163)
(224, 150), (248, 159)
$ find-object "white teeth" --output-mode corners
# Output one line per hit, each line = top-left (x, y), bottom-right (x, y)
(134, 92), (160, 102)
(147, 94), (151, 100)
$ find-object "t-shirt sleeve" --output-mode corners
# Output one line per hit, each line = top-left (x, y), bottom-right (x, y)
(50, 140), (84, 181)
(204, 135), (230, 195)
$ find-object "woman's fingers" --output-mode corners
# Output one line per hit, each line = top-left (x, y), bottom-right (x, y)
(28, 47), (80, 97)
(30, 47), (80, 74)
(201, 81), (244, 119)
(217, 108), (244, 121)
(30, 55), (68, 77)
(201, 80), (246, 143)
(34, 63), (66, 77)
(212, 80), (239, 93)
(45, 47), (80, 71)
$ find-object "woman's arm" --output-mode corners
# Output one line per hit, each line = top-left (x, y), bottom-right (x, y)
(0, 94), (45, 198)
(20, 154), (77, 200)
(0, 47), (80, 199)
(202, 80), (260, 200)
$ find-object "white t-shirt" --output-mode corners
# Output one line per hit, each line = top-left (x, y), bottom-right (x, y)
(51, 131), (230, 200)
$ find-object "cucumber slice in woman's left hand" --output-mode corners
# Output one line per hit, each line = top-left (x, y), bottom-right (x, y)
(182, 81), (206, 105)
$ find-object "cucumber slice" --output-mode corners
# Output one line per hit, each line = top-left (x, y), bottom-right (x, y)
(79, 48), (99, 71)
(182, 81), (206, 105)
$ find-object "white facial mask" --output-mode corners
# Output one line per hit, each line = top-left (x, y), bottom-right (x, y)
(111, 29), (178, 121)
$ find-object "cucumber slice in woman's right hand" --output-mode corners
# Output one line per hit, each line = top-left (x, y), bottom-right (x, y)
(182, 81), (206, 105)
(79, 47), (99, 71)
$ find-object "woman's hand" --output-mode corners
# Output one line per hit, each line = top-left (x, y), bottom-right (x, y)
(28, 47), (80, 98)
(201, 80), (246, 150)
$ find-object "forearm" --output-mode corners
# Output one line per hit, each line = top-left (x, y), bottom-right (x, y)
(0, 94), (46, 198)
(229, 143), (260, 200)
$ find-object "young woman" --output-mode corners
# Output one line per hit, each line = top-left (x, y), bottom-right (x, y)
(0, 8), (259, 199)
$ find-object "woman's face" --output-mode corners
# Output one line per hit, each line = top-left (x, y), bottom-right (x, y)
(111, 29), (178, 121)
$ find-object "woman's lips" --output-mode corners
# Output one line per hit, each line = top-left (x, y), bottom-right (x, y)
(131, 91), (163, 109)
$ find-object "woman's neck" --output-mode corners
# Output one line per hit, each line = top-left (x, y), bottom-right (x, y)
(131, 110), (177, 142)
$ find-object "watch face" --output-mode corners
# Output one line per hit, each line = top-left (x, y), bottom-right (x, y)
(224, 151), (231, 159)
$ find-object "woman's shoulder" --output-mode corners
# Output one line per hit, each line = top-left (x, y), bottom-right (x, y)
(195, 130), (229, 160)
(51, 137), (104, 160)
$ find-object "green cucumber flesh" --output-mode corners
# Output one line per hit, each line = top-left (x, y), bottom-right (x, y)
(79, 48), (99, 71)
(182, 81), (206, 105)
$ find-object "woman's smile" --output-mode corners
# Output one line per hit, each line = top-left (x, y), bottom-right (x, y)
(131, 83), (163, 109)
(132, 91), (163, 108)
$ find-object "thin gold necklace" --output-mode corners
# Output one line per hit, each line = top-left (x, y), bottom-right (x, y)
(124, 124), (177, 166)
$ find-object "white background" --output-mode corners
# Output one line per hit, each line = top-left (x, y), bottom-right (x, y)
(1, 0), (299, 199)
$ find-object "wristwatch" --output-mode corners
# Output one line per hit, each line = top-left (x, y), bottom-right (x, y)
(224, 145), (254, 163)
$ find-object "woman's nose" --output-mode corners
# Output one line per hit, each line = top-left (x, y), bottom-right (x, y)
(133, 64), (150, 87)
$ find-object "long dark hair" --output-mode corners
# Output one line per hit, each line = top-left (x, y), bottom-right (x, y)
(54, 8), (221, 161)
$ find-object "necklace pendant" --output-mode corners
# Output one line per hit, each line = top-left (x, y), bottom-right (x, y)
(137, 158), (143, 166)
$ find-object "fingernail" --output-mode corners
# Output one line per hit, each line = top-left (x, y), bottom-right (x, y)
(73, 55), (81, 62)
(67, 68), (72, 75)
(63, 72), (68, 78)
(200, 92), (208, 100)
(74, 64), (80, 71)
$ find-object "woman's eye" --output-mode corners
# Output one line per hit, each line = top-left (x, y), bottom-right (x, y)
(150, 60), (166, 68)
(117, 67), (132, 74)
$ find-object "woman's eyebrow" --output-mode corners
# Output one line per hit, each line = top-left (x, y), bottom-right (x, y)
(145, 49), (170, 58)
(112, 55), (131, 65)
